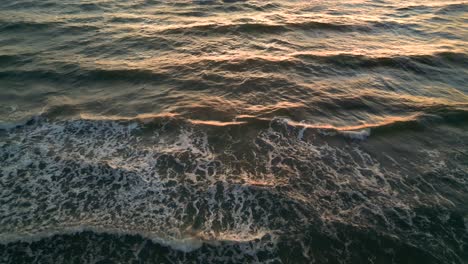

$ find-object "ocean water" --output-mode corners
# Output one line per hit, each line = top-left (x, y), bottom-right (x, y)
(0, 0), (467, 263)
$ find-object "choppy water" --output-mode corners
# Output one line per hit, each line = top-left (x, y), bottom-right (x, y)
(0, 0), (467, 263)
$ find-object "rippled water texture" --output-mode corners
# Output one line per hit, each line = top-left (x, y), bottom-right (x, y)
(0, 0), (467, 263)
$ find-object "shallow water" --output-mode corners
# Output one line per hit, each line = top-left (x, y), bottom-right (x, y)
(0, 0), (467, 263)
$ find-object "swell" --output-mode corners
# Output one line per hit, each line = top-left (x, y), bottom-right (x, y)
(2, 104), (467, 141)
(0, 19), (361, 36)
(0, 13), (423, 37)
(1, 52), (465, 83)
(0, 67), (169, 84)
(396, 2), (468, 13)
(283, 106), (468, 140)
(160, 51), (468, 70)
(0, 19), (100, 33)
(158, 20), (421, 35)
(293, 51), (468, 71)
(159, 21), (359, 35)
(207, 51), (467, 75)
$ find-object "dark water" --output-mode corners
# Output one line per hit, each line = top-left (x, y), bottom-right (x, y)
(1, 0), (467, 263)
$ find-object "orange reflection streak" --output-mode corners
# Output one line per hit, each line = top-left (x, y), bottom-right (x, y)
(285, 114), (420, 131)
(79, 112), (180, 121)
(187, 119), (247, 126)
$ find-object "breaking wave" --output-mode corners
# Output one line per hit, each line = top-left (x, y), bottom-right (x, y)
(1, 116), (467, 263)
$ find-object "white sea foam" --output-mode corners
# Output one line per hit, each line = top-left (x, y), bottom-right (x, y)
(339, 128), (371, 140)
(0, 118), (465, 263)
(0, 119), (278, 259)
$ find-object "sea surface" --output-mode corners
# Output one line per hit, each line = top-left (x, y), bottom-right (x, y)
(0, 0), (467, 263)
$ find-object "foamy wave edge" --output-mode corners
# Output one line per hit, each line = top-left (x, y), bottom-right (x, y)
(0, 226), (203, 253)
